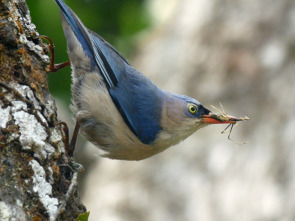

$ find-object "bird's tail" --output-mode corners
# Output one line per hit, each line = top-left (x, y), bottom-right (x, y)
(55, 0), (92, 57)
(55, 0), (122, 89)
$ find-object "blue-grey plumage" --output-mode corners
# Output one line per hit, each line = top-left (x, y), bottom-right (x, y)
(55, 0), (238, 160)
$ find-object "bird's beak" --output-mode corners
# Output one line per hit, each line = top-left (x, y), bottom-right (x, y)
(200, 113), (248, 124)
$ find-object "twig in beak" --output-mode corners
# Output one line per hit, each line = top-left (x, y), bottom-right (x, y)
(210, 103), (226, 115)
(209, 102), (249, 144)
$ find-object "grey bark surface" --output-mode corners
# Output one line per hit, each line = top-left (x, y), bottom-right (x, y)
(0, 0), (86, 220)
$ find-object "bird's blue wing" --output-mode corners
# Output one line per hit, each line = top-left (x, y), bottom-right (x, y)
(56, 0), (163, 144)
(109, 67), (163, 144)
(90, 32), (164, 144)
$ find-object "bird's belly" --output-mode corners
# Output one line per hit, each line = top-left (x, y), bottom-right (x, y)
(79, 116), (169, 160)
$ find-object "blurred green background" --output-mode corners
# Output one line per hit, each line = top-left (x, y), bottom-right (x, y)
(27, 0), (149, 107)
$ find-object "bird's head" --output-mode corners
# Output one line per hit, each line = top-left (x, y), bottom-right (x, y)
(158, 93), (241, 146)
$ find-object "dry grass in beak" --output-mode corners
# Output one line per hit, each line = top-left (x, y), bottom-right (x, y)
(211, 103), (249, 144)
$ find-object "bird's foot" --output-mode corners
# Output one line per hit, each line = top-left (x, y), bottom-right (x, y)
(56, 121), (71, 155)
(57, 120), (81, 157)
(40, 35), (70, 73)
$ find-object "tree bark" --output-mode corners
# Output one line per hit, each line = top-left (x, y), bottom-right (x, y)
(0, 0), (86, 220)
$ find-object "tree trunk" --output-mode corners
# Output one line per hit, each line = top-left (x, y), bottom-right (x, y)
(0, 0), (86, 220)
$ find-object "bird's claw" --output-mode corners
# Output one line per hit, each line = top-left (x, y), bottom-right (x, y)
(40, 35), (70, 73)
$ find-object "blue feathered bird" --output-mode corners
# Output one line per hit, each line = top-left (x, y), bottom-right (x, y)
(54, 0), (240, 160)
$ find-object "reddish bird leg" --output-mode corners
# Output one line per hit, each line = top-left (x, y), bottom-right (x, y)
(40, 35), (70, 73)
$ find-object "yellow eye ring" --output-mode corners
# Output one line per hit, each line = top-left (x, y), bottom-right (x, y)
(188, 104), (198, 114)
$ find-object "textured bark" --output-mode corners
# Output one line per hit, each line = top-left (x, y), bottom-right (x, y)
(0, 0), (86, 220)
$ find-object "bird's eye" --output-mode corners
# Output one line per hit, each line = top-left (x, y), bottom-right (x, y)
(188, 104), (198, 114)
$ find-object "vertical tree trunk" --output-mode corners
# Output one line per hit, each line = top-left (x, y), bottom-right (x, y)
(0, 0), (86, 220)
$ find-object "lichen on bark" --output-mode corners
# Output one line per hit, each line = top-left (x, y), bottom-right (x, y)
(0, 1), (86, 220)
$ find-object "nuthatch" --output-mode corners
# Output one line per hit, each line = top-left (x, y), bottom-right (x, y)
(54, 0), (244, 160)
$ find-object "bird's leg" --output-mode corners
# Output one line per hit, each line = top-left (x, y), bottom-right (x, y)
(40, 35), (70, 73)
(56, 121), (71, 154)
(57, 120), (80, 156)
(69, 120), (81, 156)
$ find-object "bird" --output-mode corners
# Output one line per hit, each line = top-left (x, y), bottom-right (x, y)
(54, 0), (242, 160)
